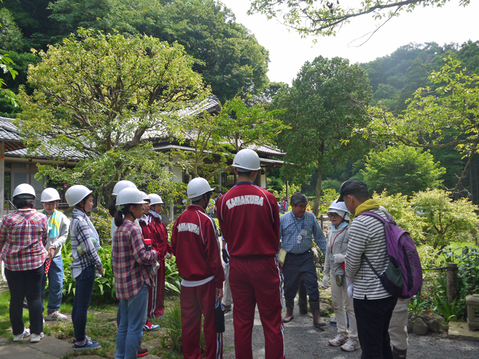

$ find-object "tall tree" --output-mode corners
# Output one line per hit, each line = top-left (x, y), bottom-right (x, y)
(248, 0), (471, 37)
(272, 56), (372, 215)
(16, 29), (210, 203)
(367, 56), (479, 196)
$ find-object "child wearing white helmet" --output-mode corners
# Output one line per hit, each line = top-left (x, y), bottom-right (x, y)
(66, 184), (103, 350)
(40, 187), (70, 322)
(323, 199), (360, 352)
(109, 180), (137, 239)
(145, 193), (172, 319)
(1, 184), (48, 343)
(111, 187), (159, 358)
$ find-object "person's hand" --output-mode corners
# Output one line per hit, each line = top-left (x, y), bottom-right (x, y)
(347, 283), (354, 298)
(165, 252), (172, 259)
(333, 253), (346, 263)
(216, 288), (223, 300)
(222, 249), (230, 263)
(322, 273), (330, 288)
(98, 267), (105, 276)
(48, 246), (55, 260)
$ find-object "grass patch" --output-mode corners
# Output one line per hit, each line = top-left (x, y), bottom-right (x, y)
(0, 288), (181, 358)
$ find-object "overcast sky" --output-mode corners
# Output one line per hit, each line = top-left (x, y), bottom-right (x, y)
(220, 1), (479, 85)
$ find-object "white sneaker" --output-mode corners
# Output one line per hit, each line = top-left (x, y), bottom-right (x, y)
(13, 329), (30, 341)
(328, 333), (347, 347)
(30, 332), (44, 343)
(341, 338), (361, 352)
(45, 311), (68, 321)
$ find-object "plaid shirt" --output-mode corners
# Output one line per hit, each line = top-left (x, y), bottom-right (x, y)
(279, 210), (326, 255)
(0, 209), (48, 271)
(70, 209), (102, 279)
(113, 220), (158, 300)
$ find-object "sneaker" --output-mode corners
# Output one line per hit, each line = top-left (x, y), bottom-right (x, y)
(329, 333), (348, 347)
(73, 336), (98, 345)
(143, 323), (160, 331)
(74, 337), (101, 350)
(13, 329), (30, 342)
(341, 338), (361, 352)
(30, 332), (44, 343)
(138, 347), (149, 357)
(46, 311), (68, 321)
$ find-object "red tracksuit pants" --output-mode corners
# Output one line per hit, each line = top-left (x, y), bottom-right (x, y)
(148, 258), (165, 317)
(180, 280), (223, 359)
(229, 256), (285, 359)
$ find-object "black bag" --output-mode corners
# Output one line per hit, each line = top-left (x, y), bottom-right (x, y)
(215, 300), (225, 333)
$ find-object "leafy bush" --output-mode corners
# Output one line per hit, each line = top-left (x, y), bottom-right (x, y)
(165, 257), (181, 294)
(161, 299), (183, 353)
(373, 190), (427, 243)
(411, 189), (479, 249)
(91, 204), (113, 245)
(362, 144), (445, 196)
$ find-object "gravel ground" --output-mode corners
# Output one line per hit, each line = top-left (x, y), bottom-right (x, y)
(221, 305), (479, 359)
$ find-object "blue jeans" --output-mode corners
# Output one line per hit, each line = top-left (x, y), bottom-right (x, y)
(115, 284), (148, 359)
(41, 255), (64, 312)
(72, 266), (95, 342)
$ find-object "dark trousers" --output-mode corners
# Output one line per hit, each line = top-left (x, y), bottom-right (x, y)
(282, 250), (319, 302)
(354, 295), (398, 359)
(5, 264), (45, 335)
(72, 266), (95, 342)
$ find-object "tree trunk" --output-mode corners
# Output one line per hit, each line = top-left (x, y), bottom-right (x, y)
(313, 167), (324, 217)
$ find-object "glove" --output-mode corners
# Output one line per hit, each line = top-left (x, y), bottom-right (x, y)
(165, 252), (172, 259)
(333, 253), (346, 263)
(347, 277), (354, 298)
(322, 274), (330, 288)
(222, 249), (230, 264)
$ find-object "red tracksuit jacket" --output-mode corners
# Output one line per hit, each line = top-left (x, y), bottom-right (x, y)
(171, 205), (224, 288)
(217, 181), (280, 257)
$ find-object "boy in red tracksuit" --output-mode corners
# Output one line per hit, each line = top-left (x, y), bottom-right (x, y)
(217, 149), (284, 359)
(171, 177), (224, 359)
(146, 193), (173, 318)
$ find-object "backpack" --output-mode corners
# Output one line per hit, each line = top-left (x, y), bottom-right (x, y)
(358, 211), (423, 299)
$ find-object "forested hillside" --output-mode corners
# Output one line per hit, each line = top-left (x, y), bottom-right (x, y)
(0, 0), (270, 115)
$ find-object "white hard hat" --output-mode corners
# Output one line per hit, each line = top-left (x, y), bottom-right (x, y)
(41, 187), (61, 202)
(328, 199), (350, 221)
(13, 183), (36, 199)
(65, 185), (92, 207)
(187, 177), (213, 199)
(112, 180), (137, 196)
(139, 191), (150, 201)
(148, 193), (164, 205)
(232, 149), (261, 171)
(116, 187), (147, 206)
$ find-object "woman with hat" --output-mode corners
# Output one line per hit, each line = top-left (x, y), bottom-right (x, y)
(323, 199), (360, 352)
(0, 184), (48, 343)
(40, 187), (70, 322)
(66, 185), (103, 350)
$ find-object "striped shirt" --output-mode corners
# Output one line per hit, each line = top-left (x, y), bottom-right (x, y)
(113, 220), (158, 300)
(279, 210), (326, 255)
(346, 208), (391, 300)
(0, 209), (48, 271)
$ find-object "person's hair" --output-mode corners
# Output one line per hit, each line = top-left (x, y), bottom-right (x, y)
(114, 203), (137, 227)
(13, 197), (35, 209)
(192, 192), (212, 205)
(109, 197), (117, 217)
(75, 194), (94, 211)
(236, 169), (253, 176)
(291, 192), (308, 206)
(350, 187), (369, 202)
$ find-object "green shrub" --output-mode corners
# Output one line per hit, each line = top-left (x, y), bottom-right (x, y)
(91, 204), (113, 245)
(165, 257), (181, 294)
(161, 299), (183, 353)
(411, 189), (479, 250)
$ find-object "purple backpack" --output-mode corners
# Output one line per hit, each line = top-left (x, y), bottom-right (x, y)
(359, 211), (423, 299)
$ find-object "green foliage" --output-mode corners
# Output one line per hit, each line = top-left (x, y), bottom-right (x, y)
(161, 299), (183, 353)
(0, 8), (24, 52)
(90, 204), (113, 245)
(164, 258), (181, 294)
(411, 189), (479, 249)
(363, 144), (445, 196)
(272, 56), (372, 215)
(318, 188), (339, 217)
(16, 29), (209, 203)
(368, 57), (479, 194)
